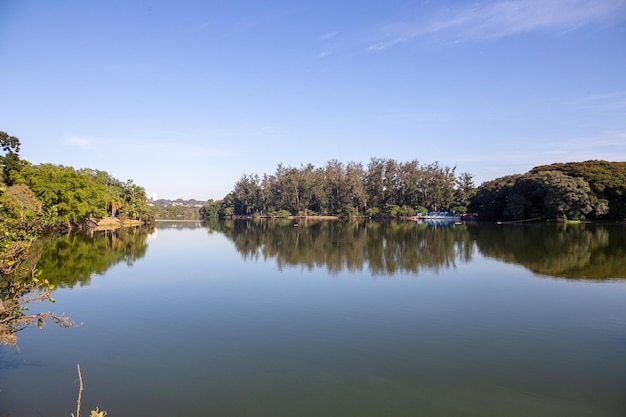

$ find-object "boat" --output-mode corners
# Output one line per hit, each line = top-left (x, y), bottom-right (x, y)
(415, 212), (478, 224)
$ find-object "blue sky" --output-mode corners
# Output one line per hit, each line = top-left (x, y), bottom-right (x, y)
(1, 0), (625, 200)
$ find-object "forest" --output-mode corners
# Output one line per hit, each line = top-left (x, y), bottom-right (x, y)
(201, 159), (476, 219)
(201, 159), (626, 222)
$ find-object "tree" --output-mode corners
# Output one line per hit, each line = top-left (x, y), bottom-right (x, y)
(0, 131), (23, 185)
(452, 172), (476, 213)
(423, 162), (456, 211)
(506, 171), (594, 220)
(469, 174), (521, 221)
(233, 174), (261, 215)
(471, 171), (598, 221)
(345, 161), (367, 215)
(324, 159), (350, 214)
(365, 158), (386, 211)
(531, 160), (625, 219)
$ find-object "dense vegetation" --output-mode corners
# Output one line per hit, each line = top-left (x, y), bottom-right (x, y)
(201, 159), (476, 219)
(202, 159), (625, 222)
(530, 161), (626, 219)
(470, 161), (625, 221)
(1, 131), (153, 244)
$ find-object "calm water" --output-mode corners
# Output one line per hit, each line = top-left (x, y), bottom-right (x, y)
(1, 220), (626, 416)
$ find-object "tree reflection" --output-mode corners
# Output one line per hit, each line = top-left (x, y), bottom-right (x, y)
(154, 220), (204, 231)
(205, 219), (475, 276)
(205, 220), (626, 280)
(472, 223), (626, 279)
(1, 226), (151, 346)
(31, 226), (152, 288)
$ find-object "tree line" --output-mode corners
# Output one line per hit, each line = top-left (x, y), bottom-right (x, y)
(201, 159), (476, 219)
(201, 159), (625, 222)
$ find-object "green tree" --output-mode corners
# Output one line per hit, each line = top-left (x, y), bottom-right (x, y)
(200, 199), (221, 220)
(452, 172), (476, 213)
(506, 171), (594, 220)
(423, 162), (456, 211)
(16, 164), (108, 227)
(0, 131), (23, 185)
(233, 174), (262, 215)
(531, 160), (625, 219)
(470, 174), (521, 221)
(365, 158), (386, 211)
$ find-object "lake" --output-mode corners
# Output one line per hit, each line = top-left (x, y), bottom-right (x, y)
(1, 220), (626, 416)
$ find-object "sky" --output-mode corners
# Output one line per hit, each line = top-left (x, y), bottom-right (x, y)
(1, 0), (625, 200)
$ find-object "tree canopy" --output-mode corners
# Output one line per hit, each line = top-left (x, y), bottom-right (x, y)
(470, 161), (624, 221)
(0, 131), (23, 186)
(202, 158), (476, 219)
(530, 160), (626, 219)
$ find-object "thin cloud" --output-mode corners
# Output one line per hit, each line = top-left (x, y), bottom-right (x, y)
(217, 7), (304, 39)
(367, 0), (626, 51)
(65, 137), (94, 149)
(573, 91), (626, 111)
(320, 31), (338, 40)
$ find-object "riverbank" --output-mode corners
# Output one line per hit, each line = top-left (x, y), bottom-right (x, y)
(95, 217), (144, 230)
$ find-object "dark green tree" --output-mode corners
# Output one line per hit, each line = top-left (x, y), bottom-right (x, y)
(0, 131), (23, 185)
(452, 172), (476, 213)
(531, 160), (625, 219)
(470, 174), (521, 221)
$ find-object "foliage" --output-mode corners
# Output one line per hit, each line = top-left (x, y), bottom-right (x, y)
(469, 175), (521, 221)
(504, 171), (595, 221)
(203, 158), (475, 218)
(470, 161), (624, 221)
(0, 131), (24, 185)
(0, 184), (43, 274)
(1, 263), (75, 347)
(530, 160), (626, 219)
(200, 199), (222, 220)
(12, 164), (153, 227)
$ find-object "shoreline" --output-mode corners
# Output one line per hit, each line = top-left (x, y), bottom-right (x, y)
(95, 217), (144, 230)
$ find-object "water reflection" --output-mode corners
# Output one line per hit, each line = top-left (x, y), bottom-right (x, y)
(154, 220), (205, 231)
(205, 219), (475, 276)
(472, 223), (626, 279)
(31, 226), (152, 287)
(204, 220), (626, 280)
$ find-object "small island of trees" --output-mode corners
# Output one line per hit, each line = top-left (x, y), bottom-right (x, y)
(201, 159), (626, 222)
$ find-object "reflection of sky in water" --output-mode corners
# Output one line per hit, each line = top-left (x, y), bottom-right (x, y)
(2, 224), (625, 417)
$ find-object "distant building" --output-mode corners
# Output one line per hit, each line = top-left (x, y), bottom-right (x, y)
(146, 192), (158, 201)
